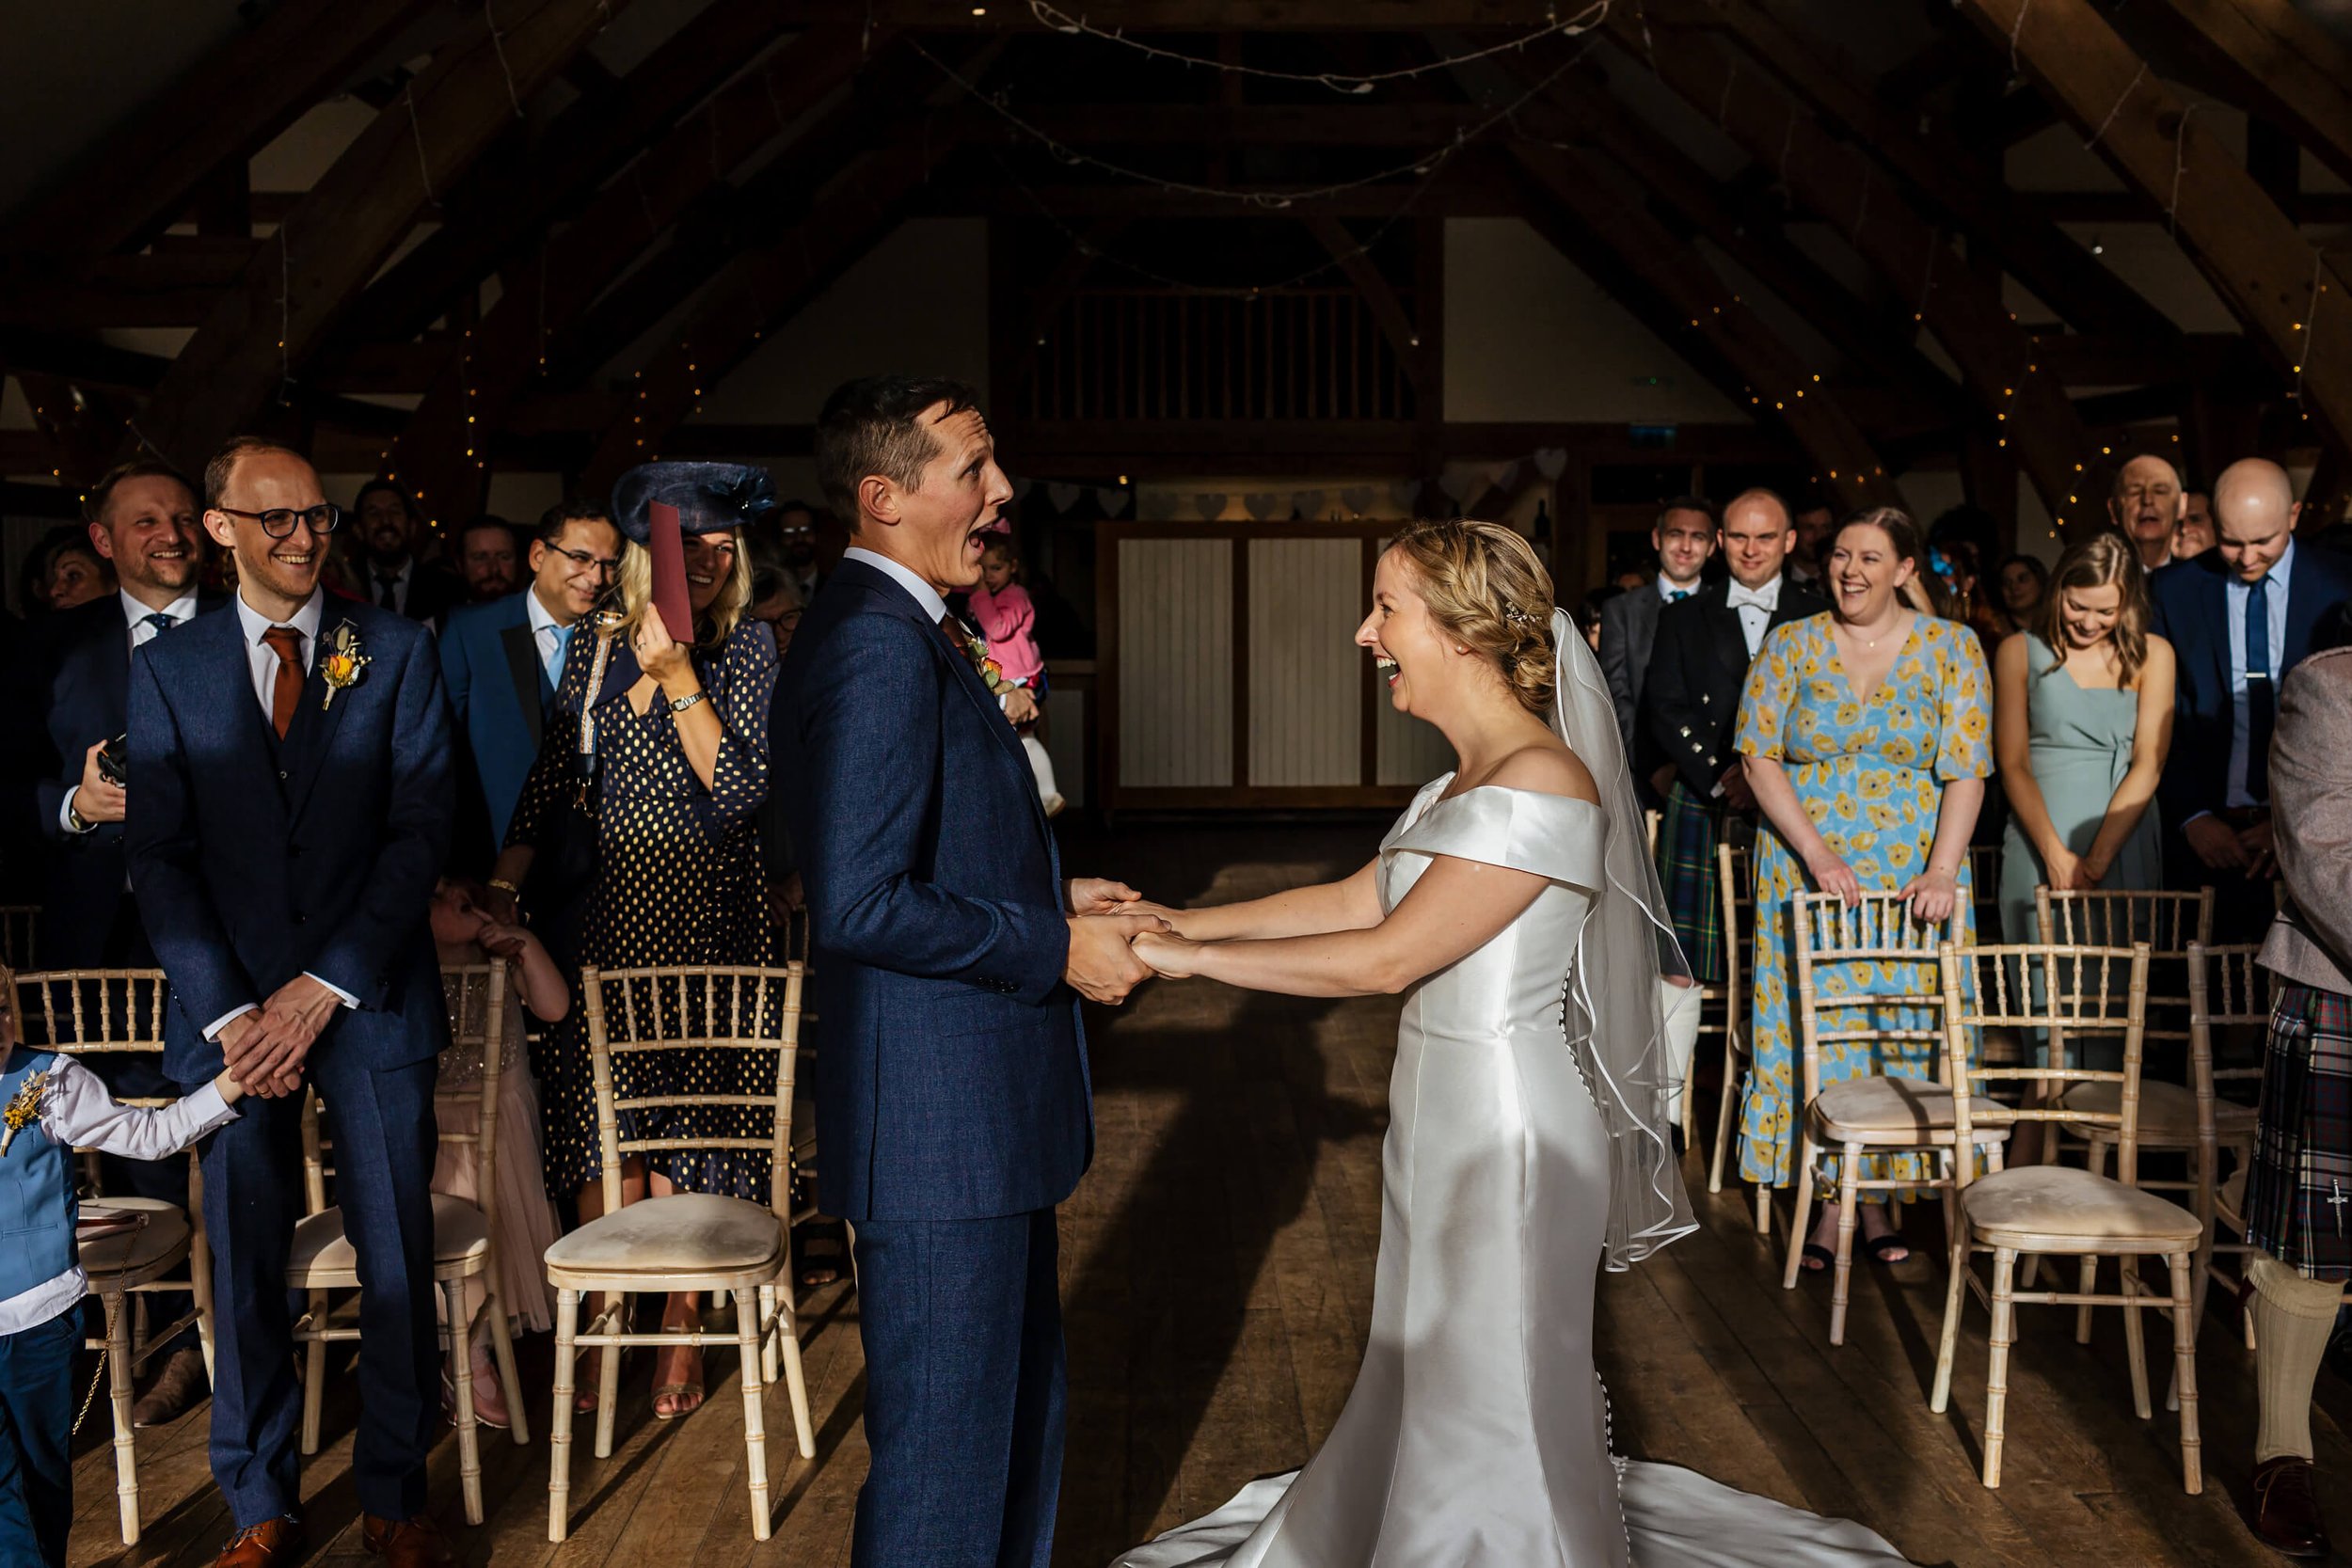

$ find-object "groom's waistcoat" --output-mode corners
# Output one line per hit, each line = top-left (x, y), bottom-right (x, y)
(779, 558), (1089, 1222)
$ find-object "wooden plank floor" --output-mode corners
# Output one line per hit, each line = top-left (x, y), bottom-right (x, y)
(68, 820), (2348, 1567)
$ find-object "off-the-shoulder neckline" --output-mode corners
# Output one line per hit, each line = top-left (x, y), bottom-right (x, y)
(1423, 772), (1605, 812)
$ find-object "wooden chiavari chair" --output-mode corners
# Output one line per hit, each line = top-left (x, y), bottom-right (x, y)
(1779, 891), (1979, 1345)
(545, 963), (817, 1544)
(1705, 844), (1765, 1235)
(287, 963), (530, 1525)
(15, 968), (211, 1545)
(2187, 943), (2271, 1349)
(1930, 942), (2205, 1493)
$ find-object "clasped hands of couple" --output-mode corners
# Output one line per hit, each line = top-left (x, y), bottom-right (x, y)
(1060, 879), (1207, 1004)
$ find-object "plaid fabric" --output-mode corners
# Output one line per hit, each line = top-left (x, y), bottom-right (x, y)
(1657, 779), (1726, 983)
(2245, 981), (2352, 1281)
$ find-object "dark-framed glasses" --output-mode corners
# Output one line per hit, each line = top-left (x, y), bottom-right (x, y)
(548, 543), (623, 577)
(216, 503), (342, 539)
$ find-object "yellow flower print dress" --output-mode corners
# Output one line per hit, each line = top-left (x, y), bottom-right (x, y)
(1733, 612), (1993, 1190)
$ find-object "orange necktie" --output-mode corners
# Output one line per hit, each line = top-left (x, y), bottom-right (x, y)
(262, 626), (305, 739)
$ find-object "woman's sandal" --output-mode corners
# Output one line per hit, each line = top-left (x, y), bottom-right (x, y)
(1863, 1232), (1913, 1265)
(1800, 1243), (1835, 1274)
(652, 1325), (705, 1420)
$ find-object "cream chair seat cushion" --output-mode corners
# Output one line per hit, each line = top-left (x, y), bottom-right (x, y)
(544, 1192), (781, 1276)
(1809, 1078), (2014, 1145)
(2059, 1080), (2258, 1143)
(1963, 1165), (2203, 1251)
(289, 1195), (490, 1281)
(78, 1197), (190, 1282)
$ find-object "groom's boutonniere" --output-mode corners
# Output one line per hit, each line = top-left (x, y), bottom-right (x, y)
(320, 622), (372, 711)
(959, 627), (1017, 697)
(1, 1069), (52, 1158)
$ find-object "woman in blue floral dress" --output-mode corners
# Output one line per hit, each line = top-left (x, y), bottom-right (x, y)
(1735, 508), (1993, 1265)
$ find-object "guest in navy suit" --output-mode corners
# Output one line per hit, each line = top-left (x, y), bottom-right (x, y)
(349, 480), (461, 627)
(439, 501), (624, 867)
(781, 376), (1163, 1568)
(2149, 457), (2352, 942)
(24, 458), (228, 1427)
(128, 437), (456, 1568)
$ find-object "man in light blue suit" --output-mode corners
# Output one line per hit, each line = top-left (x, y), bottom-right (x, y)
(438, 500), (624, 864)
(129, 437), (456, 1568)
(781, 376), (1163, 1568)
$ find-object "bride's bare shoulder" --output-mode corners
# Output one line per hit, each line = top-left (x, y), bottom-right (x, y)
(1486, 739), (1600, 805)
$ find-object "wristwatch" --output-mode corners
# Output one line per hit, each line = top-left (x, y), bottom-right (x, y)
(65, 798), (92, 833)
(668, 690), (708, 715)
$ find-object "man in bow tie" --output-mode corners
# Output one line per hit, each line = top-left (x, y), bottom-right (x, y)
(128, 436), (456, 1568)
(1644, 489), (1827, 978)
(1602, 496), (1716, 808)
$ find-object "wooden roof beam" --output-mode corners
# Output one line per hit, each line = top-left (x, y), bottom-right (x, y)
(1676, 0), (2179, 345)
(1, 0), (444, 257)
(126, 0), (640, 477)
(1594, 16), (2101, 535)
(1951, 0), (2352, 456)
(385, 23), (880, 520)
(769, 2), (1583, 24)
(2146, 0), (2352, 190)
(336, 0), (814, 351)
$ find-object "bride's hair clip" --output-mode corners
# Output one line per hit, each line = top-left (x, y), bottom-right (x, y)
(1503, 604), (1532, 627)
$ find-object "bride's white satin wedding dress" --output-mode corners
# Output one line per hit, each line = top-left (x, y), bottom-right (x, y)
(1115, 777), (1914, 1568)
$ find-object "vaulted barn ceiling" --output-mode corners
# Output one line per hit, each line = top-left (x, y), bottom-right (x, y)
(4, 0), (2349, 535)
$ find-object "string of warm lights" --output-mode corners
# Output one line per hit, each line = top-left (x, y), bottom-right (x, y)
(909, 34), (1593, 211)
(1020, 0), (1608, 95)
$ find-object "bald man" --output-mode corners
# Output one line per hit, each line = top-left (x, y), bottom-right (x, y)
(2110, 452), (2186, 574)
(2149, 458), (2352, 941)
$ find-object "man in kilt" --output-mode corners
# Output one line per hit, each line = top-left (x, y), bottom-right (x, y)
(1644, 489), (1826, 980)
(2242, 639), (2352, 1559)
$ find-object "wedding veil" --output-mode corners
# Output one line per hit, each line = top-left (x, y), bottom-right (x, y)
(1546, 608), (1698, 1269)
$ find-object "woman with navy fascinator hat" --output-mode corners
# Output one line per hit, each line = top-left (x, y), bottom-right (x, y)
(490, 461), (781, 1420)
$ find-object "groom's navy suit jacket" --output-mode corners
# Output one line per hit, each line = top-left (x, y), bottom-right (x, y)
(779, 556), (1089, 1223)
(126, 596), (453, 1078)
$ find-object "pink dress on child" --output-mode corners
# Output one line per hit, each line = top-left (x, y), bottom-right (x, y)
(967, 582), (1043, 687)
(434, 973), (562, 1333)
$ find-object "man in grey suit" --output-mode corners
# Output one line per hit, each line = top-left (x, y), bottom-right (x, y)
(2239, 640), (2352, 1559)
(1600, 495), (1715, 802)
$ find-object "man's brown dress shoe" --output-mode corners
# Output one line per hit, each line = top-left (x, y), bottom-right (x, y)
(2243, 1456), (2331, 1559)
(213, 1514), (306, 1567)
(132, 1344), (211, 1427)
(362, 1513), (454, 1568)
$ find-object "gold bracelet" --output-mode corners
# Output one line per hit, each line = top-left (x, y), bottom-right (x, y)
(488, 878), (520, 895)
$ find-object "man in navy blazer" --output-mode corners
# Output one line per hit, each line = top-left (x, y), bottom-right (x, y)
(24, 458), (228, 1425)
(128, 437), (456, 1568)
(438, 500), (623, 865)
(781, 377), (1163, 1568)
(2150, 457), (2352, 942)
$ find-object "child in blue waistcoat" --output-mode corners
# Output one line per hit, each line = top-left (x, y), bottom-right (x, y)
(0, 969), (246, 1565)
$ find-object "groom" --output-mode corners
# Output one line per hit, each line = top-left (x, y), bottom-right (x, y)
(783, 375), (1163, 1567)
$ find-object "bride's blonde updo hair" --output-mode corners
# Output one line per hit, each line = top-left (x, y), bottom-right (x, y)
(1383, 518), (1557, 715)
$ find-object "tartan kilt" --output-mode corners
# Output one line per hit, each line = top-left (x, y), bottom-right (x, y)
(2244, 980), (2352, 1281)
(1657, 779), (1726, 983)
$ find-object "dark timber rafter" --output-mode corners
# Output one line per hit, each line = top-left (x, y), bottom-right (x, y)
(389, 22), (876, 522)
(127, 0), (640, 476)
(1596, 16), (2100, 534)
(1951, 0), (2352, 458)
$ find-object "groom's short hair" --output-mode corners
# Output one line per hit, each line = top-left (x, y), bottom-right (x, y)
(815, 374), (982, 531)
(204, 435), (309, 510)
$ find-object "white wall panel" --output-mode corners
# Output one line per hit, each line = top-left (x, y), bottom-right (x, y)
(1118, 538), (1232, 788)
(1247, 537), (1362, 787)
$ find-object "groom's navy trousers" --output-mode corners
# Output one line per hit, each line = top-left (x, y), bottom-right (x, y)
(781, 557), (1091, 1568)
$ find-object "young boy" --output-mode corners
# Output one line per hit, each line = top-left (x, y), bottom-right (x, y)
(0, 968), (245, 1565)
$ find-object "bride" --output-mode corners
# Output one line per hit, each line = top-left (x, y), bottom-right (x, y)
(1116, 521), (1913, 1567)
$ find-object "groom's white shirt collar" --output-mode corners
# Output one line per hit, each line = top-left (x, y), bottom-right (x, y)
(844, 546), (950, 625)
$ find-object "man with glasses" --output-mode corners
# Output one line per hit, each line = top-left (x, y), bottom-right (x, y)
(128, 436), (455, 1568)
(440, 499), (622, 871)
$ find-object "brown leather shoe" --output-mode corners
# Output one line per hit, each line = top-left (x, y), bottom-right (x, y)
(132, 1344), (211, 1428)
(213, 1514), (306, 1567)
(2243, 1456), (2331, 1559)
(361, 1513), (454, 1568)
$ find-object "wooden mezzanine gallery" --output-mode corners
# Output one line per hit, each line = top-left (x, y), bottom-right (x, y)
(2, 1), (2350, 1565)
